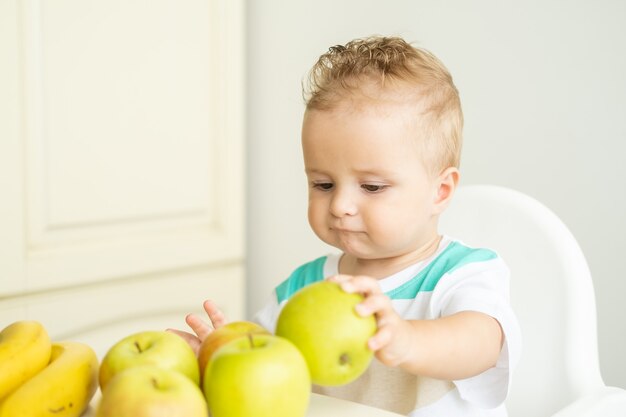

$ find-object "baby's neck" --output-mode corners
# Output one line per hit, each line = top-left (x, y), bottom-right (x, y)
(339, 235), (443, 279)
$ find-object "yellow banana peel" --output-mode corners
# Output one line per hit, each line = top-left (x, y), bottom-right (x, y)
(0, 341), (99, 417)
(0, 321), (52, 400)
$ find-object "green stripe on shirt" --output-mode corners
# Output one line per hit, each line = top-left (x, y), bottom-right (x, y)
(274, 242), (498, 303)
(275, 256), (327, 303)
(386, 241), (497, 300)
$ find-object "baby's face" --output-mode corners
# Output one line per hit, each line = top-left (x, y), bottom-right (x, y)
(302, 102), (441, 263)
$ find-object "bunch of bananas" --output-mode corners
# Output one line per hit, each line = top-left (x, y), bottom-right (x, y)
(0, 320), (98, 417)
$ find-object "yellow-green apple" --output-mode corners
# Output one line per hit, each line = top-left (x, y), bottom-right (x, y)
(197, 321), (269, 385)
(275, 280), (377, 386)
(204, 334), (310, 417)
(96, 365), (207, 417)
(99, 330), (199, 390)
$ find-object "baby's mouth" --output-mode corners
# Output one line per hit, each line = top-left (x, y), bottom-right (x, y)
(333, 227), (362, 233)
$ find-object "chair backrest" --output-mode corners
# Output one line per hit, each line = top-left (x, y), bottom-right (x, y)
(439, 185), (605, 416)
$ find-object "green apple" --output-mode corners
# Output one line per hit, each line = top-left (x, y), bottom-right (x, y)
(275, 280), (377, 386)
(99, 330), (199, 390)
(197, 321), (269, 386)
(204, 334), (310, 417)
(96, 365), (207, 417)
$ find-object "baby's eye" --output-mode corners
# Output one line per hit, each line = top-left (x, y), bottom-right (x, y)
(313, 182), (334, 191)
(361, 184), (387, 193)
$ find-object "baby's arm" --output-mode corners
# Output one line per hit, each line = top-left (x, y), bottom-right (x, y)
(329, 275), (503, 381)
(167, 299), (228, 354)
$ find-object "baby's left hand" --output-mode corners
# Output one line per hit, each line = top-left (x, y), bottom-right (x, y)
(327, 275), (413, 368)
(166, 299), (228, 355)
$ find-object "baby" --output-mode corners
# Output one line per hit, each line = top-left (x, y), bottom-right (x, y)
(172, 36), (521, 416)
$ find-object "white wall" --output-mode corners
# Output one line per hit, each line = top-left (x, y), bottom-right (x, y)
(245, 0), (626, 388)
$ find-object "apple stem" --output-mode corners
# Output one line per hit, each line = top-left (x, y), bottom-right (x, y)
(134, 341), (143, 353)
(247, 332), (254, 348)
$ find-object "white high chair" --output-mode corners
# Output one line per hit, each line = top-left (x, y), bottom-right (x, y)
(439, 184), (626, 417)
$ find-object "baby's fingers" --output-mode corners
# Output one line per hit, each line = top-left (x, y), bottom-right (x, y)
(334, 275), (382, 296)
(368, 325), (393, 351)
(202, 300), (227, 329)
(326, 274), (354, 284)
(355, 293), (394, 320)
(185, 313), (213, 341)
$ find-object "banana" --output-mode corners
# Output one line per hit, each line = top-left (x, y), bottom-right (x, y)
(0, 341), (99, 417)
(0, 321), (52, 400)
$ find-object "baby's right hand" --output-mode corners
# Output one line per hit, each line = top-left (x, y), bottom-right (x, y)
(167, 299), (228, 355)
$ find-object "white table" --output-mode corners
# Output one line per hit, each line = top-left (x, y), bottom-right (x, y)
(83, 391), (403, 417)
(305, 393), (403, 416)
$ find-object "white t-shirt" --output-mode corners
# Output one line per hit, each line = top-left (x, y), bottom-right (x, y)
(255, 236), (522, 416)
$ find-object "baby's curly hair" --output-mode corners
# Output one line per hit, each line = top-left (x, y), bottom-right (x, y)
(303, 36), (463, 174)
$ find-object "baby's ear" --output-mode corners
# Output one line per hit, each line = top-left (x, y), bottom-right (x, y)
(433, 167), (459, 214)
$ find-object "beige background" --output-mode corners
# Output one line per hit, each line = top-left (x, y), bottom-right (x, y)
(0, 0), (246, 359)
(245, 0), (626, 389)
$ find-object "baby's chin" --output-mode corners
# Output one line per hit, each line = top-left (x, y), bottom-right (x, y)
(336, 246), (382, 262)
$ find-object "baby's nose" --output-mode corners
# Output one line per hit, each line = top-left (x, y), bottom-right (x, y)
(329, 189), (358, 217)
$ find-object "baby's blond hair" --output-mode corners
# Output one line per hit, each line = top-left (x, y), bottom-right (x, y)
(303, 36), (463, 175)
